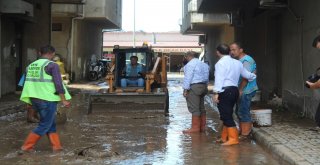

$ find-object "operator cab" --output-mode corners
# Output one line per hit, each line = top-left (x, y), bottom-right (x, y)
(113, 47), (157, 89)
(88, 45), (169, 114)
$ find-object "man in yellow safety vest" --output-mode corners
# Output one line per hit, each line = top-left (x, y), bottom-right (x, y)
(20, 45), (71, 152)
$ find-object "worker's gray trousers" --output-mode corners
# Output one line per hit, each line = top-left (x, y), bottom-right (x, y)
(186, 83), (208, 116)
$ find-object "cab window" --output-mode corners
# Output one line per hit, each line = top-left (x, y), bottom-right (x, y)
(125, 52), (146, 65)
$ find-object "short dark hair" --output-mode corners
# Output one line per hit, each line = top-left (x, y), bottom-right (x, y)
(312, 35), (320, 48)
(185, 51), (197, 58)
(130, 56), (138, 60)
(216, 44), (230, 55)
(231, 41), (244, 50)
(40, 45), (55, 55)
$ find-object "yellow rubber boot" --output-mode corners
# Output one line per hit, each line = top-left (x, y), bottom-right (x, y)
(239, 122), (243, 135)
(240, 122), (252, 136)
(48, 133), (63, 151)
(183, 115), (201, 133)
(222, 127), (239, 146)
(21, 132), (41, 151)
(216, 126), (228, 143)
(200, 114), (206, 132)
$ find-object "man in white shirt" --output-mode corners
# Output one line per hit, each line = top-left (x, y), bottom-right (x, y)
(213, 44), (256, 145)
(183, 51), (210, 133)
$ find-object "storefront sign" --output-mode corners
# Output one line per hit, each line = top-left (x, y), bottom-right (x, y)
(153, 48), (202, 53)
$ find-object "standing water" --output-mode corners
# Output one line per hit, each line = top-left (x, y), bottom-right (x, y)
(0, 75), (280, 164)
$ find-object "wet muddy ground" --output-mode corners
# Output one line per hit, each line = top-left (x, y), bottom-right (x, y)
(0, 78), (280, 165)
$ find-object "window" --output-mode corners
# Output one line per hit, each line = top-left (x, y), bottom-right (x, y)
(52, 23), (62, 31)
(125, 52), (146, 65)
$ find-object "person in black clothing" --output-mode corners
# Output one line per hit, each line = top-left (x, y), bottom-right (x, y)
(306, 35), (320, 127)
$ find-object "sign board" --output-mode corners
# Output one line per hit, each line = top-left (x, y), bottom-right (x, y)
(153, 48), (202, 53)
(103, 53), (115, 58)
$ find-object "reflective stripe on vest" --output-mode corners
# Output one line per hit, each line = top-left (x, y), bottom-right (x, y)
(20, 59), (71, 104)
(25, 60), (52, 82)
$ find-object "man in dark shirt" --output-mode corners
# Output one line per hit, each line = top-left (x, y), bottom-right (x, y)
(306, 35), (320, 127)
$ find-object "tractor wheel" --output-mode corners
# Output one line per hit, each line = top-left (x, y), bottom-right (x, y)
(88, 72), (98, 81)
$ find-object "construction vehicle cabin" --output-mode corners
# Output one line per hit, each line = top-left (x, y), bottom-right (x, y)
(88, 45), (169, 115)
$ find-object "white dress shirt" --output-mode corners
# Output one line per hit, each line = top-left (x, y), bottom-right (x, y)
(213, 55), (256, 93)
(183, 58), (210, 90)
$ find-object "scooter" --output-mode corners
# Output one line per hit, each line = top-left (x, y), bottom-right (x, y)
(88, 59), (107, 81)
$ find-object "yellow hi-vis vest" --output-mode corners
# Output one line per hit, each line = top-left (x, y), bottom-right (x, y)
(20, 59), (71, 104)
(55, 60), (66, 75)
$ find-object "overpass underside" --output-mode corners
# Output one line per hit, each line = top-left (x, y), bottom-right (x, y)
(182, 0), (320, 120)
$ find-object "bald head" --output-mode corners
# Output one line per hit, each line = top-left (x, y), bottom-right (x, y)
(184, 51), (198, 63)
(185, 51), (197, 58)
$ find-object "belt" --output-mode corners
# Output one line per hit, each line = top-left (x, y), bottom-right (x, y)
(191, 82), (207, 85)
(222, 86), (237, 90)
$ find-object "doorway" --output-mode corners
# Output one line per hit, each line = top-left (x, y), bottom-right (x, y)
(14, 22), (23, 91)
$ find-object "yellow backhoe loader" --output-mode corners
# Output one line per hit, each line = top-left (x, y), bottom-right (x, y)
(88, 46), (169, 115)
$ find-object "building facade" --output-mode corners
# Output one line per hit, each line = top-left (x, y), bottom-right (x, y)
(51, 0), (122, 81)
(103, 31), (201, 72)
(0, 0), (51, 98)
(0, 0), (122, 98)
(181, 0), (234, 78)
(182, 0), (320, 120)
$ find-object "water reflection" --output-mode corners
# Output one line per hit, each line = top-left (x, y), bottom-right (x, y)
(0, 76), (280, 165)
(152, 80), (186, 165)
(221, 146), (240, 165)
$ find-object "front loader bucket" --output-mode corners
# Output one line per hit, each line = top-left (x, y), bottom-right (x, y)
(88, 92), (168, 115)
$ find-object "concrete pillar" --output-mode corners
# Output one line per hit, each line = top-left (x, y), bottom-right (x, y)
(71, 20), (102, 81)
(51, 17), (72, 69)
(22, 0), (51, 68)
(204, 28), (221, 77)
(0, 15), (2, 98)
(204, 25), (234, 79)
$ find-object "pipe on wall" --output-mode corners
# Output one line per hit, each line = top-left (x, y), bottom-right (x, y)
(287, 0), (306, 116)
(0, 15), (2, 98)
(70, 3), (85, 81)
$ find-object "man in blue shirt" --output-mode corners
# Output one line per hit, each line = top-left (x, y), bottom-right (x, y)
(121, 56), (145, 87)
(182, 51), (210, 133)
(230, 42), (258, 138)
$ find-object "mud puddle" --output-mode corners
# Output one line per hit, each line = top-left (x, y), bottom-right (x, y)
(0, 77), (280, 164)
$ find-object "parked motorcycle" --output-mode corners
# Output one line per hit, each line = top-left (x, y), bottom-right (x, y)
(88, 56), (107, 81)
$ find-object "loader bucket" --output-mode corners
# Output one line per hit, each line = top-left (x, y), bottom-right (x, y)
(88, 91), (169, 115)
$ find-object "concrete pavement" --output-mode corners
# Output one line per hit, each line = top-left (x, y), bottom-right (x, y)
(251, 113), (320, 165)
(0, 93), (24, 117)
(204, 78), (320, 165)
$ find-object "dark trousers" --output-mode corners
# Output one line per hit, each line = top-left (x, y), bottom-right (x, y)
(218, 87), (239, 127)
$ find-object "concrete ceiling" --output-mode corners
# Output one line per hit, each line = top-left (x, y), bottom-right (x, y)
(198, 0), (259, 13)
(51, 0), (84, 4)
(85, 18), (120, 29)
